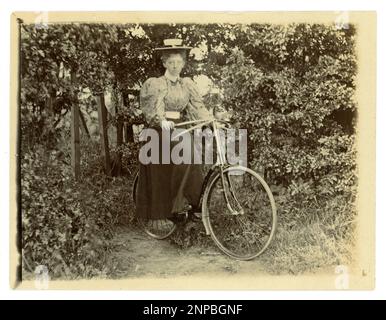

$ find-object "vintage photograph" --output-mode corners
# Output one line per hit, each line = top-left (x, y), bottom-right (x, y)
(10, 12), (376, 289)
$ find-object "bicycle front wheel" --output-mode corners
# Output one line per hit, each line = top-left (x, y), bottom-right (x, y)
(202, 166), (277, 260)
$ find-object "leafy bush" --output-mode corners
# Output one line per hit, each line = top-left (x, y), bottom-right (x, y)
(21, 143), (134, 279)
(219, 24), (357, 198)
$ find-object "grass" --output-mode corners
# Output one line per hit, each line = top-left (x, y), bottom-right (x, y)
(169, 192), (357, 275)
(259, 220), (354, 275)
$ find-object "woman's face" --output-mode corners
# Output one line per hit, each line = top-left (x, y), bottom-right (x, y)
(163, 53), (185, 77)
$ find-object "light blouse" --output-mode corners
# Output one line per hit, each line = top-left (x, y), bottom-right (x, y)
(139, 75), (212, 127)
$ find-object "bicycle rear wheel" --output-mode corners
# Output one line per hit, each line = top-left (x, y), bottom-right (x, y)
(202, 166), (277, 260)
(132, 170), (177, 240)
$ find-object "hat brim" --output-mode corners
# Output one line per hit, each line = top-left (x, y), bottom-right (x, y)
(154, 46), (192, 51)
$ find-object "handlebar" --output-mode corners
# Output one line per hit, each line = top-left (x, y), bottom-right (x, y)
(174, 117), (231, 128)
(172, 117), (232, 139)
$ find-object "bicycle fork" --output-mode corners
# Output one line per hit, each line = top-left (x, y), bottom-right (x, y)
(201, 121), (245, 236)
(212, 121), (244, 216)
(220, 168), (245, 216)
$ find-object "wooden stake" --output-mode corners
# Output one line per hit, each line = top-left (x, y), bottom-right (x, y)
(79, 110), (91, 139)
(96, 93), (111, 175)
(115, 89), (123, 176)
(70, 72), (80, 179)
(70, 103), (80, 179)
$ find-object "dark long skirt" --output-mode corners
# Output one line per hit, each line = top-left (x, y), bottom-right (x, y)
(135, 124), (204, 220)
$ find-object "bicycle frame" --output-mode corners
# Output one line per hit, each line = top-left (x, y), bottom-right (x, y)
(173, 117), (227, 166)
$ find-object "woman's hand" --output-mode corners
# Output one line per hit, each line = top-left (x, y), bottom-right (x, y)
(161, 120), (175, 130)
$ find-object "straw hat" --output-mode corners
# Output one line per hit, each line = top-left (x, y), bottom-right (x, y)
(154, 38), (192, 52)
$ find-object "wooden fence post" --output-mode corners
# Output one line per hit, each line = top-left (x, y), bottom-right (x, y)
(79, 111), (91, 139)
(116, 118), (123, 176)
(126, 123), (134, 143)
(70, 72), (80, 179)
(96, 93), (111, 175)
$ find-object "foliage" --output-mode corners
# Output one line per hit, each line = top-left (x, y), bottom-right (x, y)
(219, 24), (357, 198)
(20, 22), (359, 276)
(21, 141), (134, 279)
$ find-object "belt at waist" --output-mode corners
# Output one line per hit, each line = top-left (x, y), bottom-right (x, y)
(165, 111), (181, 119)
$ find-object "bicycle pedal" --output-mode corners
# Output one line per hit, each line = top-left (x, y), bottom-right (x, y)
(188, 212), (202, 222)
(168, 213), (187, 224)
(176, 211), (189, 216)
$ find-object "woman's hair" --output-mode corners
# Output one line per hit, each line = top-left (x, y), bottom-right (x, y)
(160, 50), (187, 64)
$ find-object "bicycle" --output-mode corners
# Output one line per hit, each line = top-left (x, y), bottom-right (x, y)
(133, 117), (277, 260)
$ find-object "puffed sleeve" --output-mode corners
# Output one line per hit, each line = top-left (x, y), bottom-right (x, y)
(139, 77), (167, 127)
(182, 78), (213, 121)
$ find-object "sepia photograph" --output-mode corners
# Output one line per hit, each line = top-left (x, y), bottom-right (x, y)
(9, 11), (376, 290)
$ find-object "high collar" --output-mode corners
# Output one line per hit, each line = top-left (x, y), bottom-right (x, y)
(164, 70), (180, 83)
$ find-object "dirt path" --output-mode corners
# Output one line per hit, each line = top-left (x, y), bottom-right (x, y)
(108, 225), (268, 279)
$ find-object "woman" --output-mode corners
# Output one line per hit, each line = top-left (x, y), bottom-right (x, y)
(135, 39), (214, 231)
